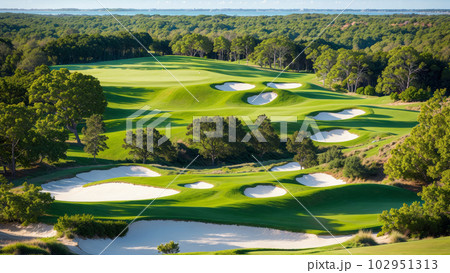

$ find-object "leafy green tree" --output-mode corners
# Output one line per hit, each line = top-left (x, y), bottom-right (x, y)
(82, 114), (109, 161)
(293, 138), (318, 169)
(343, 156), (366, 179)
(0, 103), (34, 177)
(123, 128), (176, 164)
(376, 46), (425, 95)
(385, 90), (449, 183)
(314, 49), (337, 87)
(29, 68), (107, 144)
(399, 86), (432, 102)
(378, 174), (449, 238)
(318, 146), (344, 164)
(231, 35), (256, 63)
(213, 36), (231, 60)
(186, 116), (246, 165)
(157, 241), (180, 254)
(171, 33), (213, 58)
(0, 176), (53, 225)
(247, 115), (280, 157)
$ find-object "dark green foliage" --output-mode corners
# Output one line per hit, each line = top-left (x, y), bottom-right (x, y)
(29, 68), (107, 144)
(399, 86), (432, 102)
(123, 128), (177, 164)
(385, 90), (449, 183)
(287, 133), (318, 169)
(329, 158), (345, 169)
(378, 175), (450, 238)
(0, 176), (53, 225)
(247, 115), (280, 157)
(390, 92), (400, 101)
(343, 156), (366, 179)
(318, 146), (344, 164)
(186, 116), (247, 165)
(157, 241), (180, 254)
(82, 114), (109, 161)
(54, 214), (128, 239)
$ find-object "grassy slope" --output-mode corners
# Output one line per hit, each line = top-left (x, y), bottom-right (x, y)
(43, 167), (419, 234)
(184, 236), (450, 255)
(54, 56), (419, 163)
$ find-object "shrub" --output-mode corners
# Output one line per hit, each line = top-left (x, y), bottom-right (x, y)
(54, 214), (128, 239)
(356, 86), (365, 94)
(399, 86), (431, 102)
(329, 158), (345, 169)
(378, 177), (450, 239)
(346, 230), (378, 247)
(388, 231), (407, 243)
(157, 241), (180, 254)
(343, 156), (366, 178)
(364, 85), (376, 96)
(318, 146), (344, 164)
(0, 176), (54, 225)
(0, 239), (72, 255)
(390, 92), (400, 101)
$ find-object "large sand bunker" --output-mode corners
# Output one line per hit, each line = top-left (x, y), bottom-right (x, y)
(310, 129), (359, 143)
(244, 185), (286, 198)
(77, 220), (352, 254)
(41, 166), (179, 202)
(296, 173), (346, 187)
(313, 109), (365, 121)
(270, 162), (302, 172)
(183, 182), (214, 189)
(247, 92), (278, 105)
(266, 82), (302, 89)
(215, 82), (255, 91)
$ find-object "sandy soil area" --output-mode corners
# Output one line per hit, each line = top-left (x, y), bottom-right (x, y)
(215, 82), (255, 91)
(296, 173), (346, 187)
(243, 185), (286, 198)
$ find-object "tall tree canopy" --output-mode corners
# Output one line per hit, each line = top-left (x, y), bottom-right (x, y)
(29, 68), (107, 144)
(385, 89), (449, 183)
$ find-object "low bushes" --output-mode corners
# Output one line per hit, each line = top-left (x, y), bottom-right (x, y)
(54, 214), (128, 239)
(346, 230), (378, 248)
(0, 239), (72, 255)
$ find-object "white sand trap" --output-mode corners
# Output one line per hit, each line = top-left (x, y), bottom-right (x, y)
(270, 162), (302, 172)
(247, 92), (278, 105)
(313, 109), (365, 121)
(77, 220), (353, 254)
(215, 82), (255, 91)
(296, 173), (346, 187)
(184, 182), (214, 189)
(244, 185), (286, 198)
(267, 82), (302, 89)
(310, 129), (359, 143)
(40, 166), (178, 202)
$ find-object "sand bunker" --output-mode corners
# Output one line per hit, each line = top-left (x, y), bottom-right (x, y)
(296, 173), (346, 187)
(184, 182), (214, 189)
(313, 109), (365, 121)
(77, 220), (352, 254)
(215, 82), (255, 91)
(270, 162), (302, 172)
(244, 185), (286, 198)
(310, 129), (359, 143)
(267, 82), (302, 89)
(247, 92), (278, 105)
(41, 166), (179, 202)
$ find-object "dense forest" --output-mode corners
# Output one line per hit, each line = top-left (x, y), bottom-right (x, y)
(0, 13), (448, 100)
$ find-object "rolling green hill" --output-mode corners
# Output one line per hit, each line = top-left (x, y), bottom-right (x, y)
(54, 56), (420, 163)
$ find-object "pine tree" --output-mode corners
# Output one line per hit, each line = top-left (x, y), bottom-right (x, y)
(82, 114), (108, 161)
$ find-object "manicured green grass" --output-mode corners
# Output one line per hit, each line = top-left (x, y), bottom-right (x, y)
(43, 167), (419, 235)
(54, 56), (419, 162)
(184, 236), (450, 255)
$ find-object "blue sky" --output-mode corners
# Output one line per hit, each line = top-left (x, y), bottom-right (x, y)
(1, 0), (449, 9)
